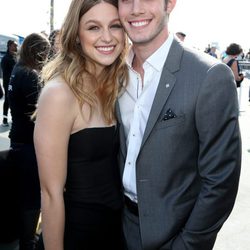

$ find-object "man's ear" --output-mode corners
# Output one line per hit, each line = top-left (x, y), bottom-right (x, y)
(165, 0), (177, 14)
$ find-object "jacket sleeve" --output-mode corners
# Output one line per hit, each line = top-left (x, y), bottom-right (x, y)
(21, 70), (41, 113)
(171, 63), (241, 250)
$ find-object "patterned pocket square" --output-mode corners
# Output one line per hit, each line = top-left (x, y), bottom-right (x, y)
(162, 108), (177, 121)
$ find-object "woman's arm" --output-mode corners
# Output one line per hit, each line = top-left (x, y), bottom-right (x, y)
(34, 81), (76, 250)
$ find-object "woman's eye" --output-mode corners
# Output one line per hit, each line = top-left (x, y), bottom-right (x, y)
(88, 26), (99, 31)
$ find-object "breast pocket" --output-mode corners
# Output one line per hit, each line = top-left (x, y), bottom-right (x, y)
(155, 115), (185, 130)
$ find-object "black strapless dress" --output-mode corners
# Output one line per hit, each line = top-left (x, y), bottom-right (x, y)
(64, 126), (123, 250)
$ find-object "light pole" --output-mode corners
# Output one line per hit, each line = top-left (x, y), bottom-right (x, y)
(50, 0), (54, 33)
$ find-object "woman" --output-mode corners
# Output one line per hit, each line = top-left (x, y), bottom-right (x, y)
(48, 29), (61, 60)
(8, 33), (50, 250)
(223, 43), (244, 88)
(33, 0), (128, 249)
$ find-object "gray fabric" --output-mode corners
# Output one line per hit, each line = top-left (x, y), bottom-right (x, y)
(117, 38), (241, 250)
(123, 207), (143, 250)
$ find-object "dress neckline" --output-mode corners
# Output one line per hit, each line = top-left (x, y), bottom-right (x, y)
(70, 125), (116, 137)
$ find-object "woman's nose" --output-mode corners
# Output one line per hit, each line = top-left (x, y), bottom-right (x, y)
(101, 29), (113, 43)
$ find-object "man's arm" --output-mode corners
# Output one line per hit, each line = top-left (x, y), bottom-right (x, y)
(172, 63), (241, 250)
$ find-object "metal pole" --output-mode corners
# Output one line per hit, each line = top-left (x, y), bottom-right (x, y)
(50, 0), (54, 33)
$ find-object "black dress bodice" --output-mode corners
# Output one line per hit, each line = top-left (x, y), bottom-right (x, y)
(64, 126), (122, 210)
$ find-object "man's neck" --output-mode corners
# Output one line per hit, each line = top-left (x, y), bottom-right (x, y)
(131, 30), (169, 79)
(132, 29), (169, 66)
(132, 55), (144, 82)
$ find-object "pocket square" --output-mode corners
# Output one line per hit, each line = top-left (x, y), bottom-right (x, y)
(162, 108), (177, 121)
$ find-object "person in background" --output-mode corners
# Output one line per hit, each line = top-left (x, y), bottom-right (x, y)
(117, 0), (241, 249)
(33, 0), (128, 249)
(204, 44), (211, 54)
(246, 49), (250, 60)
(208, 45), (218, 58)
(1, 40), (18, 126)
(8, 33), (50, 250)
(175, 31), (186, 42)
(48, 29), (61, 60)
(223, 43), (244, 88)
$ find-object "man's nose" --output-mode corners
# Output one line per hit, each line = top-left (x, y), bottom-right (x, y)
(132, 0), (144, 15)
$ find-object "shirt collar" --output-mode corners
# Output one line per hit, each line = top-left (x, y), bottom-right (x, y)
(126, 33), (174, 72)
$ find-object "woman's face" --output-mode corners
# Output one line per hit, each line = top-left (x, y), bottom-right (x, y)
(78, 1), (125, 72)
(54, 33), (61, 53)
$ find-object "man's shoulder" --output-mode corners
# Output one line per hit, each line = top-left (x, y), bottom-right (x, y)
(171, 43), (232, 81)
(1, 53), (15, 64)
(1, 54), (7, 63)
(181, 45), (222, 69)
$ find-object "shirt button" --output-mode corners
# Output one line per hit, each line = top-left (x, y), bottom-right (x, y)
(128, 162), (131, 165)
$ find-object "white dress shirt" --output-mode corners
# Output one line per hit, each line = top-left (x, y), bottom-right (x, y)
(119, 33), (174, 202)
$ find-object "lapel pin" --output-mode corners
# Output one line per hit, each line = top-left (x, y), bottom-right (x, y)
(166, 84), (170, 88)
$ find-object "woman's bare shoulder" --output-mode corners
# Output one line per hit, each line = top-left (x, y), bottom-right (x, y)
(39, 76), (76, 105)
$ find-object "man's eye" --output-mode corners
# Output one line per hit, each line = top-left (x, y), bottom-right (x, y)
(111, 24), (123, 29)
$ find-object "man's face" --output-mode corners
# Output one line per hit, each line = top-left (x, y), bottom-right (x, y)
(118, 0), (176, 47)
(9, 42), (18, 54)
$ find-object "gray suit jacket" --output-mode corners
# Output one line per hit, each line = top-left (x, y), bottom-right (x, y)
(116, 39), (241, 250)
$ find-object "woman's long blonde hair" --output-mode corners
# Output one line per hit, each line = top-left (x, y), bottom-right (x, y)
(42, 0), (128, 124)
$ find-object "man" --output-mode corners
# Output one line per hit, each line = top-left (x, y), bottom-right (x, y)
(1, 40), (17, 126)
(208, 45), (218, 58)
(116, 0), (241, 249)
(176, 31), (186, 42)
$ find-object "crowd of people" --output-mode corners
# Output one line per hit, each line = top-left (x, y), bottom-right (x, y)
(0, 0), (246, 249)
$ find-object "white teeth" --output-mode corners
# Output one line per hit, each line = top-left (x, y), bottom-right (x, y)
(131, 21), (149, 27)
(97, 46), (114, 52)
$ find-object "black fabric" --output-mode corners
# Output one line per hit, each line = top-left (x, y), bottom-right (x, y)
(226, 58), (235, 67)
(124, 196), (139, 216)
(1, 52), (16, 87)
(8, 62), (41, 143)
(11, 143), (41, 210)
(1, 51), (17, 117)
(226, 58), (243, 88)
(236, 74), (244, 88)
(64, 201), (123, 250)
(0, 149), (19, 243)
(0, 146), (40, 245)
(64, 126), (123, 249)
(18, 209), (40, 250)
(3, 82), (9, 117)
(0, 83), (3, 99)
(65, 126), (122, 209)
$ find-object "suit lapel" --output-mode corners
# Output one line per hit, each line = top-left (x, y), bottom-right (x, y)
(140, 71), (176, 148)
(140, 39), (183, 149)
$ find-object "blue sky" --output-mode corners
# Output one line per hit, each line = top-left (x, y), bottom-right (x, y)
(0, 0), (249, 52)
